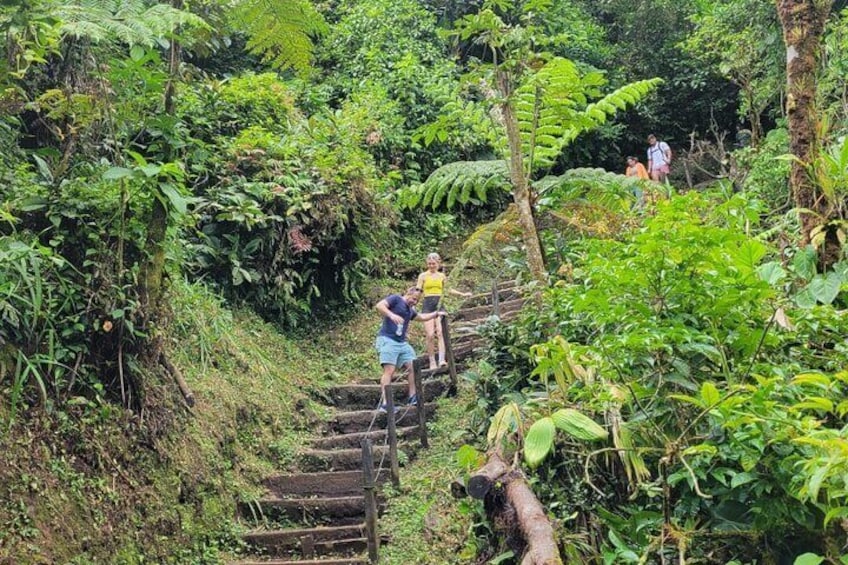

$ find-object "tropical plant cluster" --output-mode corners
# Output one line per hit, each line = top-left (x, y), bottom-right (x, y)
(2, 0), (848, 563)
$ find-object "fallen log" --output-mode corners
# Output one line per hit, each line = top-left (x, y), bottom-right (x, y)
(467, 455), (510, 499)
(508, 479), (562, 565)
(460, 453), (563, 565)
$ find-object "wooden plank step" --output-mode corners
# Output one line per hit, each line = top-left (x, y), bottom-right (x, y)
(329, 403), (435, 434)
(231, 559), (368, 565)
(459, 287), (521, 308)
(453, 334), (485, 347)
(326, 377), (448, 409)
(244, 523), (365, 547)
(243, 524), (367, 557)
(452, 297), (525, 322)
(352, 364), (447, 385)
(238, 496), (367, 523)
(311, 425), (420, 450)
(453, 342), (484, 360)
(299, 446), (390, 472)
(262, 471), (369, 497)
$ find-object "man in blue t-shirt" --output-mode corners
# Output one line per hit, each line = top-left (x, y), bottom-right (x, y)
(374, 286), (445, 412)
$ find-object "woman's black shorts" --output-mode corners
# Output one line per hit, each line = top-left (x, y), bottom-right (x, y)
(421, 295), (441, 314)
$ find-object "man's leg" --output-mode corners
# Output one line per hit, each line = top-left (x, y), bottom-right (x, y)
(379, 363), (396, 405)
(403, 360), (416, 398)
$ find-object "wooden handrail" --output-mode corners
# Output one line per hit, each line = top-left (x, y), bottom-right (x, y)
(360, 438), (380, 563)
(412, 359), (428, 448)
(384, 384), (400, 487)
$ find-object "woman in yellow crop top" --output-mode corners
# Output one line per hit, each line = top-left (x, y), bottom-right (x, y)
(417, 253), (472, 370)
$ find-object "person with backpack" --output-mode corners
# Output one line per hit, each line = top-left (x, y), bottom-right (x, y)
(646, 134), (672, 183)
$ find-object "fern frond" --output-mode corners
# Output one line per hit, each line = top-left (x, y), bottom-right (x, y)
(534, 167), (641, 213)
(57, 0), (208, 46)
(230, 0), (326, 72)
(413, 160), (510, 210)
(510, 57), (661, 173)
(563, 78), (663, 142)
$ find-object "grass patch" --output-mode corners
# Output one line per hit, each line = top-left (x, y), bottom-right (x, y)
(0, 278), (382, 564)
(378, 380), (479, 564)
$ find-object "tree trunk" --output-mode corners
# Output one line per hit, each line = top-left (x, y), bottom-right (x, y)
(138, 6), (181, 318)
(497, 72), (547, 284)
(776, 0), (833, 248)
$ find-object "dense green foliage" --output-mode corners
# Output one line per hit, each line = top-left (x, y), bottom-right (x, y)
(2, 0), (848, 562)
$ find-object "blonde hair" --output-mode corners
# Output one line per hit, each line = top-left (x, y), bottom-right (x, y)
(426, 252), (441, 263)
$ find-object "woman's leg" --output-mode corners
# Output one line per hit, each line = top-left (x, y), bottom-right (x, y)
(424, 318), (437, 369)
(435, 318), (446, 366)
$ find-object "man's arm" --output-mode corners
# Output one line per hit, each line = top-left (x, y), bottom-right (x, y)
(376, 298), (403, 325)
(415, 310), (445, 322)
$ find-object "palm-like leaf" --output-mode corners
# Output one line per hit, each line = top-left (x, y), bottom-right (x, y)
(410, 160), (510, 210)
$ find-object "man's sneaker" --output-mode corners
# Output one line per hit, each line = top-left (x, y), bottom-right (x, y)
(407, 394), (419, 407)
(377, 403), (399, 414)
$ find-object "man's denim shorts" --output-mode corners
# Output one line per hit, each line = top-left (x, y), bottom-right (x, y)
(375, 335), (416, 367)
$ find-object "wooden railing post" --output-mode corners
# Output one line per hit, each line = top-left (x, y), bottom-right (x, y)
(412, 358), (429, 448)
(300, 534), (315, 559)
(384, 383), (400, 487)
(440, 314), (457, 394)
(361, 438), (380, 563)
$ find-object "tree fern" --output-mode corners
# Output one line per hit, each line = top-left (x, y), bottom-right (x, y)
(513, 57), (662, 172)
(57, 0), (208, 46)
(229, 0), (326, 72)
(409, 160), (510, 210)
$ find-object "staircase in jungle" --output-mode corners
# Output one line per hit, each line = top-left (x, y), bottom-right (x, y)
(231, 282), (524, 565)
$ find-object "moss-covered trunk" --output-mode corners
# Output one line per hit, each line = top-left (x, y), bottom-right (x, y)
(497, 71), (547, 284)
(138, 5), (181, 329)
(776, 0), (833, 251)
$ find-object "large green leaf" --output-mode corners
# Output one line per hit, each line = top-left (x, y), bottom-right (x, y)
(524, 417), (555, 467)
(757, 261), (786, 286)
(793, 553), (825, 565)
(808, 272), (843, 305)
(551, 408), (607, 441)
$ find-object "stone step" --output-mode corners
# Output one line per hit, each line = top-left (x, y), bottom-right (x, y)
(243, 523), (367, 558)
(329, 403), (435, 435)
(238, 496), (371, 524)
(311, 425), (420, 450)
(263, 471), (377, 498)
(326, 377), (449, 410)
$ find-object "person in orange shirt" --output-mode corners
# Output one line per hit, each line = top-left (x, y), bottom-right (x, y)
(625, 156), (649, 179)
